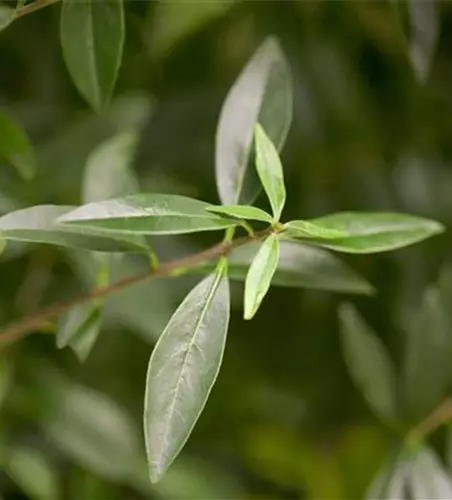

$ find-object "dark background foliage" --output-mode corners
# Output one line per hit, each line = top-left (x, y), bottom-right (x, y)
(1, 1), (452, 498)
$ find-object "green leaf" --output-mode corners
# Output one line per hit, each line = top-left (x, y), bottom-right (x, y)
(409, 448), (452, 498)
(60, 0), (125, 111)
(283, 220), (345, 239)
(0, 5), (15, 33)
(244, 234), (279, 320)
(339, 303), (398, 423)
(366, 451), (408, 500)
(254, 123), (286, 220)
(0, 109), (35, 179)
(0, 356), (11, 410)
(191, 240), (374, 295)
(0, 205), (147, 252)
(206, 204), (273, 223)
(409, 0), (439, 83)
(144, 263), (230, 483)
(147, 0), (235, 59)
(6, 446), (58, 500)
(403, 286), (452, 421)
(58, 194), (238, 235)
(292, 212), (444, 254)
(57, 304), (101, 362)
(216, 36), (292, 205)
(83, 131), (139, 203)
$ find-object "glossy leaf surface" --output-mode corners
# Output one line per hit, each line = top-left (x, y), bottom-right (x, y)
(206, 204), (273, 223)
(60, 0), (125, 110)
(144, 265), (230, 483)
(59, 194), (238, 235)
(244, 234), (279, 319)
(215, 36), (292, 205)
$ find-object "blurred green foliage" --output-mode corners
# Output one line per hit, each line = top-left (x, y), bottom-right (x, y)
(2, 1), (452, 498)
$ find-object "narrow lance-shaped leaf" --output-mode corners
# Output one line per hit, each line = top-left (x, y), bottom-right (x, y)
(216, 36), (292, 205)
(58, 194), (238, 235)
(408, 447), (452, 499)
(283, 220), (345, 239)
(60, 0), (125, 111)
(144, 261), (230, 483)
(339, 303), (398, 423)
(402, 286), (452, 422)
(0, 205), (147, 252)
(0, 5), (15, 33)
(0, 109), (35, 179)
(288, 212), (444, 253)
(244, 234), (279, 320)
(254, 124), (286, 220)
(366, 450), (409, 500)
(206, 204), (273, 223)
(190, 240), (374, 295)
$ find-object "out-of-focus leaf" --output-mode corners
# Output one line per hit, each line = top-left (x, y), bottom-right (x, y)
(57, 304), (101, 362)
(191, 240), (375, 295)
(0, 238), (4, 257)
(39, 373), (141, 482)
(147, 0), (235, 58)
(408, 0), (439, 83)
(254, 124), (286, 220)
(83, 131), (139, 203)
(206, 204), (273, 223)
(6, 446), (58, 500)
(60, 0), (125, 111)
(0, 356), (11, 409)
(339, 304), (398, 423)
(244, 234), (279, 319)
(366, 451), (408, 499)
(283, 220), (345, 239)
(297, 212), (444, 253)
(215, 36), (292, 205)
(408, 447), (452, 499)
(144, 263), (230, 483)
(0, 205), (147, 252)
(403, 286), (452, 421)
(0, 4), (15, 33)
(59, 194), (238, 235)
(0, 109), (35, 179)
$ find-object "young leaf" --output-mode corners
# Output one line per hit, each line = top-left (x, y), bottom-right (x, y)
(0, 5), (15, 33)
(190, 240), (374, 295)
(283, 220), (345, 239)
(58, 194), (238, 235)
(244, 234), (279, 320)
(60, 0), (125, 111)
(206, 204), (273, 223)
(57, 304), (101, 362)
(0, 109), (35, 179)
(403, 286), (452, 421)
(254, 123), (286, 220)
(295, 212), (444, 253)
(0, 205), (147, 252)
(83, 131), (139, 203)
(216, 36), (292, 205)
(409, 0), (439, 83)
(144, 263), (230, 483)
(339, 303), (398, 423)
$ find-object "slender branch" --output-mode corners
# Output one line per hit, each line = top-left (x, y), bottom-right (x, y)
(16, 0), (61, 19)
(407, 397), (452, 443)
(0, 230), (269, 349)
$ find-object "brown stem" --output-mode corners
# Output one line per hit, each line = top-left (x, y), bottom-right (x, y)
(408, 397), (452, 442)
(0, 230), (269, 349)
(16, 0), (61, 19)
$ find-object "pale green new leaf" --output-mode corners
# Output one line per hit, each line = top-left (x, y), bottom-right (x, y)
(144, 264), (230, 483)
(339, 303), (398, 423)
(0, 109), (35, 179)
(0, 5), (15, 33)
(57, 304), (101, 362)
(216, 36), (292, 205)
(60, 0), (125, 111)
(190, 240), (374, 295)
(0, 205), (147, 252)
(297, 212), (444, 253)
(403, 286), (452, 421)
(254, 124), (286, 220)
(58, 194), (238, 235)
(6, 446), (58, 500)
(284, 220), (345, 239)
(244, 234), (279, 320)
(206, 204), (273, 223)
(83, 131), (139, 203)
